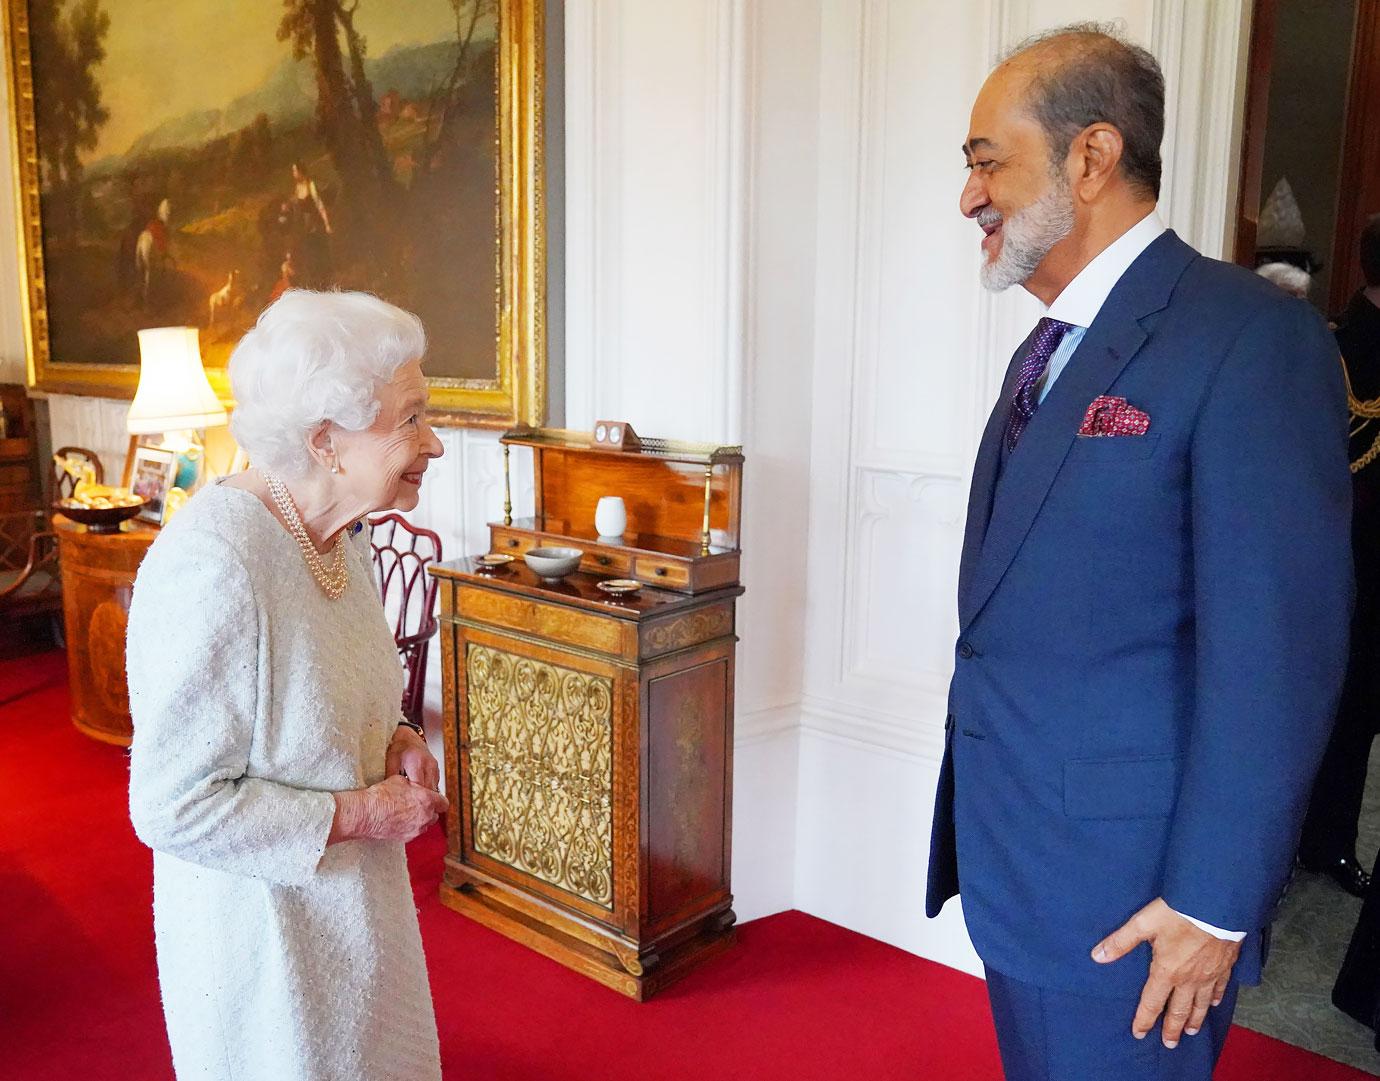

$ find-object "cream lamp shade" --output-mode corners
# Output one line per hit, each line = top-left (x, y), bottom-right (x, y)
(127, 327), (227, 434)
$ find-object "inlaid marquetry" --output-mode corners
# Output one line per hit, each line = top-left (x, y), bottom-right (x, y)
(466, 643), (614, 907)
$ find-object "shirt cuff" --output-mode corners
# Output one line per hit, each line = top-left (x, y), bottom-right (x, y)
(1171, 907), (1247, 941)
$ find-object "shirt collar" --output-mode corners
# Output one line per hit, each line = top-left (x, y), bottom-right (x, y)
(1045, 211), (1166, 328)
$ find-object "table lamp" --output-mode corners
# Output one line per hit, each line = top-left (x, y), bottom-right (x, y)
(127, 326), (228, 491)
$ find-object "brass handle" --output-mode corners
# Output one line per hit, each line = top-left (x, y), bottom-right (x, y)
(597, 556), (611, 566)
(507, 538), (518, 548)
(655, 567), (667, 577)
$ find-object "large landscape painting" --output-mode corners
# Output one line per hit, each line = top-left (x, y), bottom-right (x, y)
(7, 0), (546, 424)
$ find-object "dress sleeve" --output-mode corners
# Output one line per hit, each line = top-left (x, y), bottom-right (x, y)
(127, 527), (337, 885)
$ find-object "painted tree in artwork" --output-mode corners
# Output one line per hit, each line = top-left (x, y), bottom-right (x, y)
(418, 0), (498, 172)
(27, 0), (111, 225)
(278, 0), (401, 239)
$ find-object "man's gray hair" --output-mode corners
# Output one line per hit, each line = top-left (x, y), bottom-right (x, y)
(229, 289), (426, 478)
(1003, 22), (1165, 199)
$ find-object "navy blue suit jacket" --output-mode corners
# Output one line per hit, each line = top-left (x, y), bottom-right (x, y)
(926, 231), (1353, 998)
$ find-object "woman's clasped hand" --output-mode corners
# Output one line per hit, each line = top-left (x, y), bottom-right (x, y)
(331, 772), (448, 844)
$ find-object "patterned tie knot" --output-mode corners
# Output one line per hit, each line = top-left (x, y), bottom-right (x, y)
(1005, 317), (1073, 452)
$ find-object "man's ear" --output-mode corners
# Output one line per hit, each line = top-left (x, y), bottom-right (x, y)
(1073, 123), (1124, 202)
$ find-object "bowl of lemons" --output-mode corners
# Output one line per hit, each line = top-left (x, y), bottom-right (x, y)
(55, 485), (146, 532)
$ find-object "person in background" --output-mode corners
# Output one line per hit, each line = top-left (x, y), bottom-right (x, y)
(1301, 213), (1380, 899)
(1255, 259), (1311, 301)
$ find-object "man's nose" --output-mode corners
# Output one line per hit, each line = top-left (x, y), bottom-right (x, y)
(959, 171), (987, 219)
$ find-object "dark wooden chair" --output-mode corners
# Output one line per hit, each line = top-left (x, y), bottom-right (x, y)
(367, 513), (443, 730)
(0, 508), (62, 638)
(51, 446), (105, 501)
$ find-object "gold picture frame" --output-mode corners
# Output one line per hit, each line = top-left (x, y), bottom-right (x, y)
(2, 0), (546, 429)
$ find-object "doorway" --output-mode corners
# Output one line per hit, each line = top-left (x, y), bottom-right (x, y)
(1232, 0), (1380, 1072)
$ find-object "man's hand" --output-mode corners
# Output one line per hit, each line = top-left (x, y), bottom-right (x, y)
(1091, 898), (1241, 1048)
(385, 726), (440, 791)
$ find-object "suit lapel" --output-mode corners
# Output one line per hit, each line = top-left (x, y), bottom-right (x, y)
(958, 231), (1198, 632)
(956, 329), (1034, 614)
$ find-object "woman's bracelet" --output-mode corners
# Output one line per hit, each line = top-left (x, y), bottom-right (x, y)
(396, 717), (425, 739)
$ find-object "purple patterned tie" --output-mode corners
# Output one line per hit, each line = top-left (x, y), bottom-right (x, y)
(1004, 317), (1074, 452)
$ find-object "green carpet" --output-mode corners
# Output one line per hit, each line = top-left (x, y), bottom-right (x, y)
(1235, 744), (1380, 1074)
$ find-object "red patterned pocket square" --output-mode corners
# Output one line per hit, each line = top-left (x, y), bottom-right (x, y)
(1078, 395), (1150, 437)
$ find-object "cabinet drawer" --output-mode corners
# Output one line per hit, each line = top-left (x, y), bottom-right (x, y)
(583, 549), (632, 575)
(491, 531), (537, 556)
(457, 585), (637, 659)
(634, 555), (690, 589)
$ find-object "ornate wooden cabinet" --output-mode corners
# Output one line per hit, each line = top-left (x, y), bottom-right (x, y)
(52, 514), (158, 745)
(429, 428), (744, 999)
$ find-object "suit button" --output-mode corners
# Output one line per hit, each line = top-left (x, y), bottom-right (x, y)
(958, 642), (974, 659)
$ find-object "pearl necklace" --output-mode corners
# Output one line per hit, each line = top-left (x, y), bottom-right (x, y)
(263, 472), (350, 600)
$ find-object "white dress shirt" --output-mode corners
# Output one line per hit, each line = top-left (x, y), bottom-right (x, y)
(1031, 211), (1246, 943)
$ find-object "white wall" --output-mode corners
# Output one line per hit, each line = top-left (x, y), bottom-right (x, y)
(1, 0), (1253, 965)
(563, 0), (816, 921)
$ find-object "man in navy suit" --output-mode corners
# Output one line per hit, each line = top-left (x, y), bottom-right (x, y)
(926, 24), (1352, 1080)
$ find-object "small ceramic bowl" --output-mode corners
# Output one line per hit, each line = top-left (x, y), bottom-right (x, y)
(523, 546), (583, 581)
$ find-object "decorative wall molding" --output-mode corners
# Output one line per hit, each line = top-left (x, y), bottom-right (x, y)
(562, 0), (620, 431)
(800, 692), (947, 766)
(1151, 0), (1253, 259)
(735, 702), (802, 747)
(563, 0), (751, 444)
(708, 0), (751, 445)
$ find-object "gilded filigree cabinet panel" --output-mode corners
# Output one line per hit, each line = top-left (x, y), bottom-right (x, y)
(465, 642), (614, 907)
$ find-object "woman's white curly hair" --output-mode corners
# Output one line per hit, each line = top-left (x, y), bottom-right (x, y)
(228, 290), (426, 478)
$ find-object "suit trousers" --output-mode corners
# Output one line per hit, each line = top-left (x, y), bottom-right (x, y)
(985, 967), (1239, 1081)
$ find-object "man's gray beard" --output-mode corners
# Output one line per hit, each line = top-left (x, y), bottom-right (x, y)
(979, 180), (1076, 292)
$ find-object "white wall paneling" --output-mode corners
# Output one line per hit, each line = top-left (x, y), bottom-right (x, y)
(1151, 0), (1252, 258)
(563, 0), (750, 443)
(47, 396), (136, 481)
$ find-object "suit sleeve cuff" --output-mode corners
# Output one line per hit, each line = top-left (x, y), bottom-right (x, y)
(1171, 907), (1247, 941)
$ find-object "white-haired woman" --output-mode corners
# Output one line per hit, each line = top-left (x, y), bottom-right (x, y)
(128, 290), (447, 1081)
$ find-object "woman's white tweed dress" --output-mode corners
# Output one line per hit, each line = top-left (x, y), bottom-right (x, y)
(127, 484), (441, 1081)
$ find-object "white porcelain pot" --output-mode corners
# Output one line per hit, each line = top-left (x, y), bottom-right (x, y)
(595, 496), (627, 539)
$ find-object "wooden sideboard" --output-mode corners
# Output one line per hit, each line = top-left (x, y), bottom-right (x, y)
(430, 427), (745, 999)
(52, 514), (157, 746)
(0, 385), (39, 511)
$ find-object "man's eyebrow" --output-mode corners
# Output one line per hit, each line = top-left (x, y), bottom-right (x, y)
(962, 137), (996, 158)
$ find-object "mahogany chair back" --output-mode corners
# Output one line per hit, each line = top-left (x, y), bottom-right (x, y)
(0, 508), (60, 616)
(367, 513), (443, 729)
(52, 447), (106, 501)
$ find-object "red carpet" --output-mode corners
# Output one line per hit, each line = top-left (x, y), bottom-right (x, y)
(1, 648), (1373, 1080)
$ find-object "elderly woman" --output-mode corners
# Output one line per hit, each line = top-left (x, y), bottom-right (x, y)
(127, 289), (447, 1080)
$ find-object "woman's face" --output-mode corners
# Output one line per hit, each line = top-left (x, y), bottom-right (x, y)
(332, 359), (443, 513)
